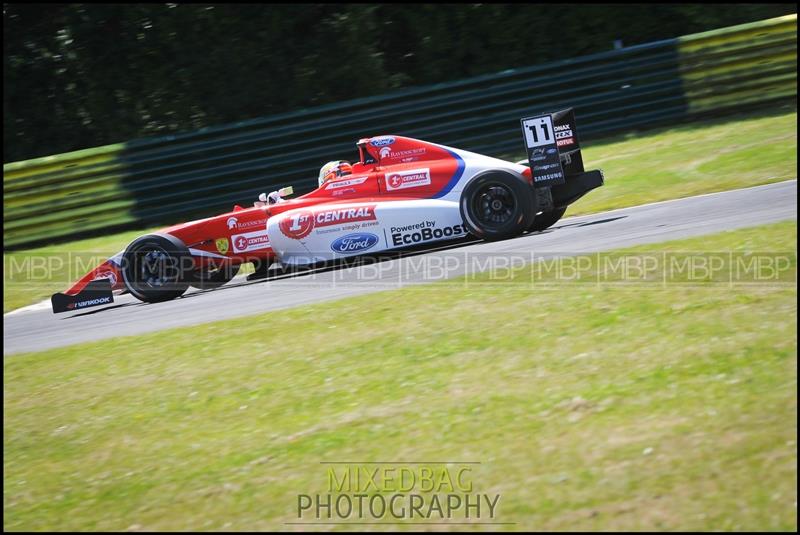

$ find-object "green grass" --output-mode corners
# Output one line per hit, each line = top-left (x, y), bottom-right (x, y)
(3, 108), (797, 313)
(568, 108), (797, 215)
(4, 221), (796, 531)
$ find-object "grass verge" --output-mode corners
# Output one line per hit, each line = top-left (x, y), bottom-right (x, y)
(3, 221), (796, 531)
(569, 107), (797, 215)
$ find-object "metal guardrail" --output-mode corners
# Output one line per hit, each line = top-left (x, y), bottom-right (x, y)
(3, 15), (796, 249)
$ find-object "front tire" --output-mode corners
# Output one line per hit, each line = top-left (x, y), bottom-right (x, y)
(459, 171), (536, 241)
(121, 233), (192, 303)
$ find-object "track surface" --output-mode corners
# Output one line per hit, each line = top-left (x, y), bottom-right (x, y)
(4, 180), (797, 356)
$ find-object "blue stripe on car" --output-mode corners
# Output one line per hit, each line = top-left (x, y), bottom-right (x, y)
(432, 149), (465, 199)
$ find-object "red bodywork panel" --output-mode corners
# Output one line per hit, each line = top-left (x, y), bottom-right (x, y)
(65, 136), (477, 296)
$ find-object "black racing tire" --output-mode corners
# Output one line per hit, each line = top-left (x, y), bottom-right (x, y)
(188, 262), (241, 290)
(459, 170), (536, 241)
(528, 206), (568, 232)
(121, 233), (192, 303)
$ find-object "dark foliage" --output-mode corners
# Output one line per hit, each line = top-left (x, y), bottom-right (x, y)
(4, 3), (795, 162)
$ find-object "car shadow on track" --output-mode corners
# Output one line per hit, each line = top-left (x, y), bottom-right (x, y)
(556, 215), (627, 229)
(63, 302), (139, 318)
(196, 236), (484, 294)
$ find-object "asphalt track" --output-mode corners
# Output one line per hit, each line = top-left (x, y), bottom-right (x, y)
(4, 180), (797, 356)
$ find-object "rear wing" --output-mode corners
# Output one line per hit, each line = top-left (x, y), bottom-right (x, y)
(520, 108), (604, 208)
(520, 108), (585, 187)
(552, 108), (585, 177)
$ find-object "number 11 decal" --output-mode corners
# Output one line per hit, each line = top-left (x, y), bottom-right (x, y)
(521, 115), (555, 149)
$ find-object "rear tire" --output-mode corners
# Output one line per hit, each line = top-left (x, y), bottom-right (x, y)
(459, 171), (536, 241)
(528, 206), (567, 232)
(515, 161), (568, 232)
(121, 233), (192, 303)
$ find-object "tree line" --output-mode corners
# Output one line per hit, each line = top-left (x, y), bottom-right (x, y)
(3, 3), (794, 162)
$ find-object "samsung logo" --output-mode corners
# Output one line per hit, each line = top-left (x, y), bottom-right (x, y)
(330, 233), (379, 253)
(370, 136), (395, 147)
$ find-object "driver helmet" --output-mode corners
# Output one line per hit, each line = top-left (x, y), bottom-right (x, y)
(318, 160), (353, 187)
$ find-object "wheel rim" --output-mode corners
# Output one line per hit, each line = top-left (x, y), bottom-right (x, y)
(472, 183), (516, 227)
(136, 246), (179, 288)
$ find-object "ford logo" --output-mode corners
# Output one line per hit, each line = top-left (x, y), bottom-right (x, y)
(546, 148), (558, 155)
(331, 233), (379, 253)
(370, 136), (395, 147)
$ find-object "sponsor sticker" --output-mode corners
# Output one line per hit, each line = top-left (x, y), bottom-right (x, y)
(325, 176), (369, 190)
(279, 205), (378, 240)
(385, 168), (431, 191)
(533, 163), (561, 172)
(390, 221), (467, 247)
(330, 233), (379, 253)
(530, 148), (546, 162)
(370, 136), (395, 147)
(554, 125), (573, 138)
(315, 205), (377, 226)
(67, 296), (113, 310)
(554, 124), (575, 147)
(227, 216), (267, 230)
(279, 211), (314, 240)
(379, 147), (427, 161)
(535, 172), (563, 182)
(215, 238), (230, 255)
(232, 229), (271, 253)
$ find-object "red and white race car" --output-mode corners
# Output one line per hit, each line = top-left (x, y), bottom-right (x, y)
(52, 109), (603, 313)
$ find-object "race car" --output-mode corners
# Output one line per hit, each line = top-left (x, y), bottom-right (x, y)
(52, 108), (604, 313)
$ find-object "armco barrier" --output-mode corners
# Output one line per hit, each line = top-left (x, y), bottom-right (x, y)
(3, 15), (796, 249)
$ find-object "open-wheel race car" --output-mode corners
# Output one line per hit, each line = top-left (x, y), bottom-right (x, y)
(52, 109), (604, 313)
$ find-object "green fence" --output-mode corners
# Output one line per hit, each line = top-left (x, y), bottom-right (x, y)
(3, 14), (796, 249)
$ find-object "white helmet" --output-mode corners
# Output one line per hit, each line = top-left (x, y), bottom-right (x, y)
(318, 160), (353, 187)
